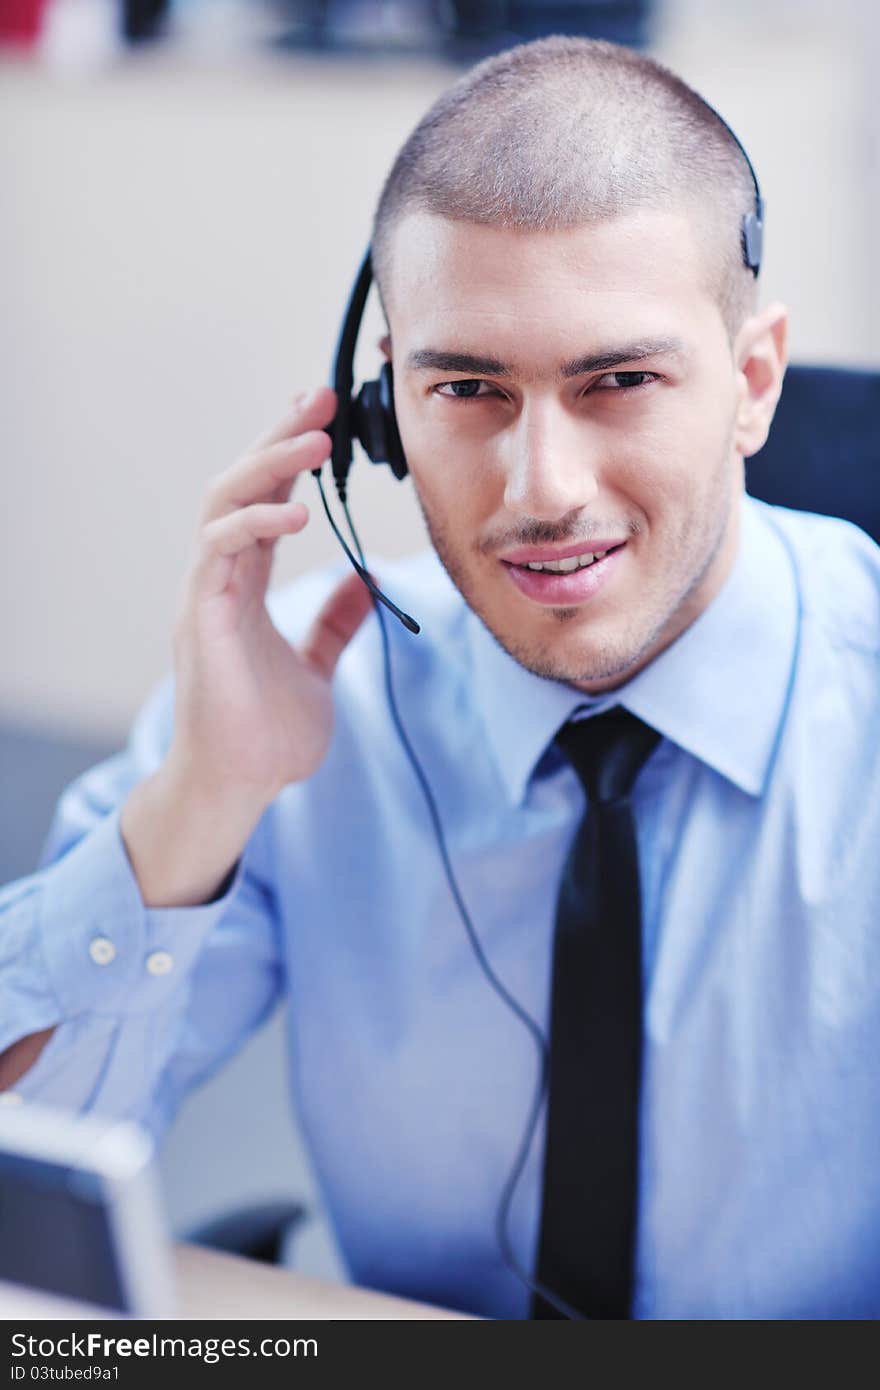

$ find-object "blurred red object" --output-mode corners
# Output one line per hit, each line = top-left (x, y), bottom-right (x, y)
(0, 0), (52, 45)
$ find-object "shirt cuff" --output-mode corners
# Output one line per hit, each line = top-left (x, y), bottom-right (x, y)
(38, 808), (246, 1019)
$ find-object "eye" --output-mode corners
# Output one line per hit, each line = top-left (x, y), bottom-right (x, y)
(592, 371), (657, 391)
(433, 379), (497, 399)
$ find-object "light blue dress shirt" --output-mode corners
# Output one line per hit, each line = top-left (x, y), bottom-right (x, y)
(1, 494), (879, 1319)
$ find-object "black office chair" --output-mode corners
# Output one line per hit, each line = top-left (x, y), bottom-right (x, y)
(745, 363), (880, 544)
(184, 1200), (308, 1265)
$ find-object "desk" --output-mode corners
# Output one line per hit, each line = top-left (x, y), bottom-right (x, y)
(175, 1243), (472, 1320)
(0, 1244), (473, 1320)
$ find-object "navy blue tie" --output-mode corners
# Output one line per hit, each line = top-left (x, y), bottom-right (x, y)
(532, 706), (661, 1319)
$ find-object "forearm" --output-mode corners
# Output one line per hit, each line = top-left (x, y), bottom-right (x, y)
(0, 670), (282, 1119)
(0, 1027), (55, 1090)
(0, 801), (279, 1122)
(119, 759), (271, 909)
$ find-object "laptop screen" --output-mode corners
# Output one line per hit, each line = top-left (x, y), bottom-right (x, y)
(0, 1103), (175, 1319)
(0, 1150), (127, 1310)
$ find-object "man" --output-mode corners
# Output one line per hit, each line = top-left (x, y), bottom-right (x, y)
(1, 37), (878, 1319)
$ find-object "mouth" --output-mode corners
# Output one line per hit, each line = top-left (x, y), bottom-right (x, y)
(500, 542), (627, 606)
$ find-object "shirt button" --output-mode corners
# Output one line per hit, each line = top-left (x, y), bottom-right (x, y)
(146, 950), (174, 977)
(0, 1091), (24, 1105)
(89, 936), (117, 966)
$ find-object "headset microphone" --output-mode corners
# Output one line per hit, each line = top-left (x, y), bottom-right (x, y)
(310, 250), (418, 633)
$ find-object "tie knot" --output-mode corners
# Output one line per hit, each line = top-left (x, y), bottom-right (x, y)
(555, 707), (661, 804)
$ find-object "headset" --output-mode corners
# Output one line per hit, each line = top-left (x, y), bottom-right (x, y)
(309, 98), (764, 1321)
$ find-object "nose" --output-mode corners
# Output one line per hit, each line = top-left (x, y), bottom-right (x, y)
(502, 397), (600, 521)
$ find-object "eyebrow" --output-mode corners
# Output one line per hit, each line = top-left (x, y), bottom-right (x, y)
(404, 338), (689, 378)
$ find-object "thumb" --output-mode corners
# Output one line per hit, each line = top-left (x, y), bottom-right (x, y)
(299, 568), (376, 681)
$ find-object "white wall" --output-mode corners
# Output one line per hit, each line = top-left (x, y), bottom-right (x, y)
(1, 47), (440, 739)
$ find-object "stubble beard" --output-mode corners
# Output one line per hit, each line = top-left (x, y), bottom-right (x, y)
(415, 462), (736, 692)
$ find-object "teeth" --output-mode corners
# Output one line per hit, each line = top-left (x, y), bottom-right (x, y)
(525, 551), (597, 573)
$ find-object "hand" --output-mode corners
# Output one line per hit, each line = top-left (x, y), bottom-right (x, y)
(165, 386), (374, 808)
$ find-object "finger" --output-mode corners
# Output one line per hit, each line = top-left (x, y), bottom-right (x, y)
(299, 570), (376, 681)
(248, 385), (337, 453)
(191, 500), (310, 602)
(203, 429), (331, 524)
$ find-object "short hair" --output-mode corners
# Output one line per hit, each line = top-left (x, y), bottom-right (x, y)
(371, 36), (760, 341)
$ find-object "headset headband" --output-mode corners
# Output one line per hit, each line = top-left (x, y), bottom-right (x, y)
(699, 95), (764, 274)
(329, 251), (374, 499)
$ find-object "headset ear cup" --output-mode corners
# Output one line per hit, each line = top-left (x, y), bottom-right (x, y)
(379, 362), (408, 480)
(351, 364), (409, 481)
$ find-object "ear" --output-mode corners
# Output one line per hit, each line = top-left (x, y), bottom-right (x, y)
(732, 302), (789, 459)
(378, 332), (392, 362)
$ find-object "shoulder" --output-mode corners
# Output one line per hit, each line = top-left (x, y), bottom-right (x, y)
(752, 505), (880, 896)
(754, 500), (880, 657)
(755, 504), (880, 798)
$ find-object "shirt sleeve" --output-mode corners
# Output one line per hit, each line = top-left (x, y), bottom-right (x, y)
(0, 672), (285, 1143)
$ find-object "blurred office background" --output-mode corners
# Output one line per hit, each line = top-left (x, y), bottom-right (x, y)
(2, 0), (878, 1283)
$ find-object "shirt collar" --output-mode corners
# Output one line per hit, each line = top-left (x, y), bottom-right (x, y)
(468, 495), (800, 805)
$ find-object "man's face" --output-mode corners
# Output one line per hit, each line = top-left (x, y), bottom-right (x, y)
(384, 209), (751, 691)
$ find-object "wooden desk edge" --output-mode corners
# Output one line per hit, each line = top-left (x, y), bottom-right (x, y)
(174, 1243), (476, 1321)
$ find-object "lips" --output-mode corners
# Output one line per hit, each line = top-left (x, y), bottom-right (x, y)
(500, 539), (628, 566)
(501, 541), (626, 606)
